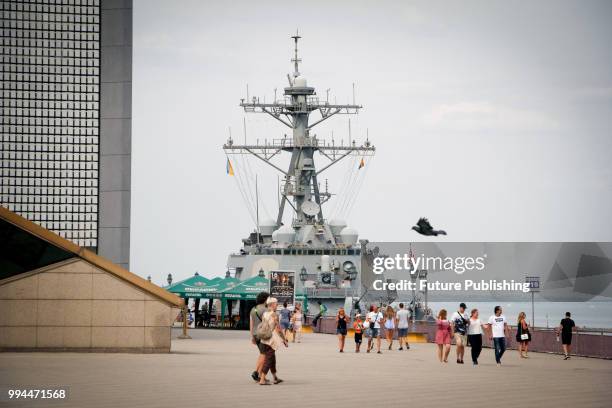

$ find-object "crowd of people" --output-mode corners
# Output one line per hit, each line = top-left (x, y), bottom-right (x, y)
(248, 292), (578, 385)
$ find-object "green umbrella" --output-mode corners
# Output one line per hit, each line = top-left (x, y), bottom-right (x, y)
(166, 274), (223, 298)
(221, 274), (269, 300)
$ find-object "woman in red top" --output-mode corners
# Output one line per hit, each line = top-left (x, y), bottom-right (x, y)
(435, 309), (452, 363)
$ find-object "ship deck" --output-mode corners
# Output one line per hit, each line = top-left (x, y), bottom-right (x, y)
(1, 328), (611, 408)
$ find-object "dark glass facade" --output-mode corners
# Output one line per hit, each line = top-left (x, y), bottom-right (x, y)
(0, 0), (100, 248)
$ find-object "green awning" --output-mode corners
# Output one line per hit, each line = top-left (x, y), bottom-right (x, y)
(221, 275), (269, 300)
(166, 274), (220, 298)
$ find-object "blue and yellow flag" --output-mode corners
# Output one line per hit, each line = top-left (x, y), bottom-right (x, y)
(358, 157), (365, 169)
(226, 158), (234, 176)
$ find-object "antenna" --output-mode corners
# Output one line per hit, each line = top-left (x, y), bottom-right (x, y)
(243, 117), (247, 144)
(255, 174), (260, 244)
(291, 29), (301, 78)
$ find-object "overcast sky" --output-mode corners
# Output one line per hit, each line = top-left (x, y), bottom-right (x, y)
(131, 0), (612, 283)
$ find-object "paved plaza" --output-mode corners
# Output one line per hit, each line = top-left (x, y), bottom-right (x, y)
(1, 328), (612, 408)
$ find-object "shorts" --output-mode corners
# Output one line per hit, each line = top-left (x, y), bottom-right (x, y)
(369, 328), (380, 338)
(562, 333), (572, 345)
(255, 337), (266, 354)
(336, 328), (347, 336)
(280, 321), (290, 330)
(398, 328), (408, 337)
(354, 332), (363, 343)
(454, 333), (467, 346)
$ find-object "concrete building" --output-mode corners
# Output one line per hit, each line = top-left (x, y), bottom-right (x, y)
(0, 0), (132, 269)
(0, 206), (182, 352)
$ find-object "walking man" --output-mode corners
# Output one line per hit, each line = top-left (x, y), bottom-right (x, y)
(366, 305), (384, 354)
(488, 305), (509, 366)
(249, 291), (270, 382)
(558, 312), (576, 360)
(396, 303), (410, 350)
(451, 302), (469, 364)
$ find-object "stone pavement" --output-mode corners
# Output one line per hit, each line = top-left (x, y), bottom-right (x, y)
(1, 328), (611, 408)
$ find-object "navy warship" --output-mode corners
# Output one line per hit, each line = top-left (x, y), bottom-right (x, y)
(223, 34), (381, 315)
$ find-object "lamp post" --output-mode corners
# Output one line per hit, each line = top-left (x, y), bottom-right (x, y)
(167, 273), (173, 287)
(525, 276), (540, 327)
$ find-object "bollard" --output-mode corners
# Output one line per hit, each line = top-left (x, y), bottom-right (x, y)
(178, 305), (192, 340)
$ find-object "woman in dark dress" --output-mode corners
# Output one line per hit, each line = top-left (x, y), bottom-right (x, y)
(516, 312), (531, 358)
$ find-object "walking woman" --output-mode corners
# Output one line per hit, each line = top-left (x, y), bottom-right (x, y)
(336, 307), (349, 352)
(353, 313), (364, 352)
(435, 309), (452, 363)
(383, 305), (396, 350)
(516, 312), (531, 358)
(467, 308), (486, 365)
(258, 297), (287, 385)
(291, 303), (303, 343)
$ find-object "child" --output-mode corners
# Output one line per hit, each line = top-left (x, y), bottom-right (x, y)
(353, 313), (364, 352)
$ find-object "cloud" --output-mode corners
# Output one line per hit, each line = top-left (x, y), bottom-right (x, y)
(422, 101), (561, 132)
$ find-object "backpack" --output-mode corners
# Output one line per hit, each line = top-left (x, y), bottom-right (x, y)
(255, 311), (273, 340)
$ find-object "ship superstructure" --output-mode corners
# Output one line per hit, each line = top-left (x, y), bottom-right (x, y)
(224, 34), (375, 311)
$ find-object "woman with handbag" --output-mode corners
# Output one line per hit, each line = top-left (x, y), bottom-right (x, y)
(257, 297), (288, 385)
(516, 312), (531, 358)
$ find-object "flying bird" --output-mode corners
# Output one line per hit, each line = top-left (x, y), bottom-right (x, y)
(412, 218), (447, 236)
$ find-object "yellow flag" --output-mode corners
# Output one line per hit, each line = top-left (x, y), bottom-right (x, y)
(226, 158), (234, 176)
(358, 157), (365, 169)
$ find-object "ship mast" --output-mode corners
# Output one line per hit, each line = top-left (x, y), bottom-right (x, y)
(224, 34), (375, 229)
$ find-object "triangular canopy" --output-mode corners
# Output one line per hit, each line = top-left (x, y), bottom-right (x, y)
(221, 275), (269, 300)
(219, 276), (241, 289)
(166, 274), (221, 298)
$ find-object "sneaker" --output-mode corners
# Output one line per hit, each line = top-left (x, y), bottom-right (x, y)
(473, 361), (478, 366)
(398, 347), (403, 351)
(406, 345), (410, 349)
(459, 360), (464, 364)
(251, 371), (259, 382)
(563, 355), (570, 360)
(377, 351), (382, 354)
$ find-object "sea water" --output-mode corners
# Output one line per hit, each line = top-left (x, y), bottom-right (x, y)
(427, 301), (612, 329)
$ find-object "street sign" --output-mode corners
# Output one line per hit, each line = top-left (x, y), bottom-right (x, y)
(525, 276), (541, 292)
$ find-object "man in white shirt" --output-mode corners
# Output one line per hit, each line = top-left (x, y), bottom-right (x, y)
(396, 303), (410, 350)
(488, 305), (509, 366)
(366, 305), (383, 354)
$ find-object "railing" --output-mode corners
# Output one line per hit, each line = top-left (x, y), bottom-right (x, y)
(307, 317), (612, 359)
(304, 287), (356, 299)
